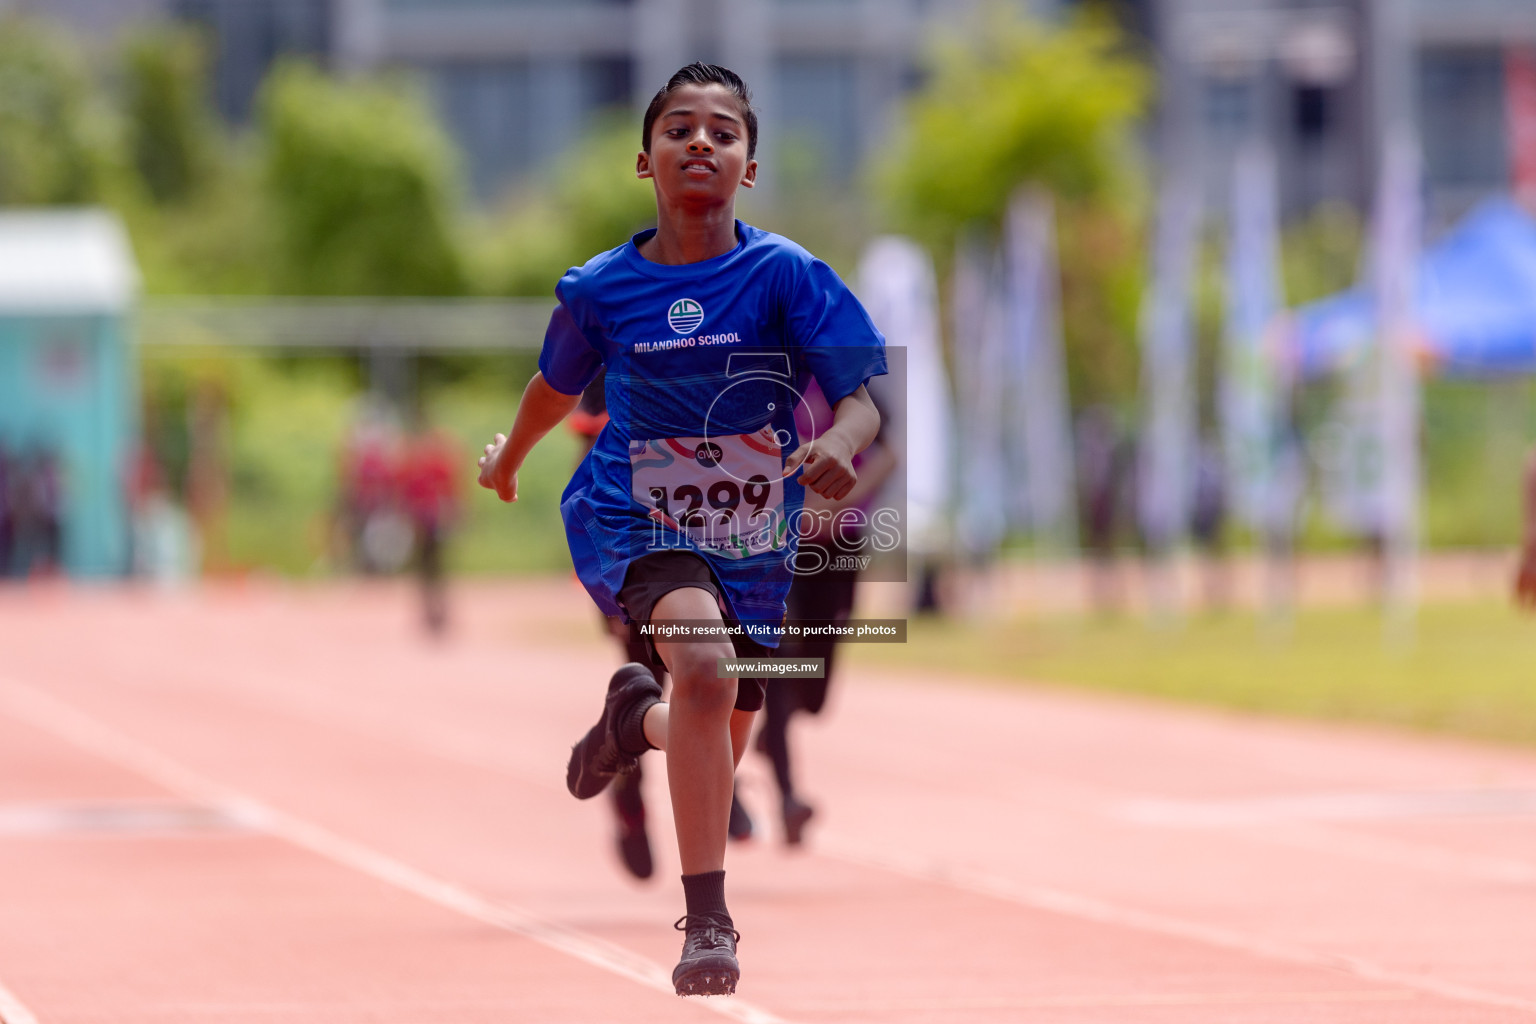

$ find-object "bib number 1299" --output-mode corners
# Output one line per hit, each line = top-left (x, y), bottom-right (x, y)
(630, 430), (786, 559)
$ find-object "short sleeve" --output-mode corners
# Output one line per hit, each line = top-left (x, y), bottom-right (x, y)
(537, 280), (605, 396)
(787, 258), (888, 404)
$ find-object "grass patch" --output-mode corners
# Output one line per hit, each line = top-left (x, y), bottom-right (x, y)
(851, 601), (1536, 748)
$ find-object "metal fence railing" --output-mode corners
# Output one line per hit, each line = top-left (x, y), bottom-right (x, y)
(136, 297), (554, 351)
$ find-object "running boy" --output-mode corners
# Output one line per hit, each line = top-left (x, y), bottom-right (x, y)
(477, 63), (885, 997)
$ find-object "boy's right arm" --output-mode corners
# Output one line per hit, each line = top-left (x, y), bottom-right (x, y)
(477, 372), (582, 503)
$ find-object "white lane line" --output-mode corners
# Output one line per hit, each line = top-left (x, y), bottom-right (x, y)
(133, 659), (1536, 895)
(0, 981), (40, 1024)
(819, 838), (1536, 1017)
(0, 679), (788, 1024)
(786, 988), (1416, 1012)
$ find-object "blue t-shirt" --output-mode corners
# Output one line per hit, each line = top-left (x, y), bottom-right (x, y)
(538, 221), (887, 641)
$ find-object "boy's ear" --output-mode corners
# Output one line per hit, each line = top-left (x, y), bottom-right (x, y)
(740, 159), (758, 189)
(636, 150), (654, 180)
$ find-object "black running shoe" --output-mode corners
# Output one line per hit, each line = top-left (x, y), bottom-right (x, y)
(610, 770), (653, 880)
(566, 663), (661, 800)
(782, 795), (815, 846)
(727, 791), (753, 842)
(672, 915), (740, 997)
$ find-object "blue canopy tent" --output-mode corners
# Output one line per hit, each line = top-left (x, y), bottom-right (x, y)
(1293, 198), (1536, 377)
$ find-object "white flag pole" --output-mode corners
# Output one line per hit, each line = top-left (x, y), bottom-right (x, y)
(1375, 129), (1422, 629)
(1138, 168), (1202, 616)
(953, 236), (1008, 565)
(1005, 186), (1079, 554)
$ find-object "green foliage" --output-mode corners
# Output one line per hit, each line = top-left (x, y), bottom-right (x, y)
(556, 114), (658, 263)
(1281, 202), (1363, 306)
(122, 23), (217, 205)
(0, 16), (123, 204)
(260, 61), (467, 296)
(124, 151), (278, 294)
(113, 27), (276, 295)
(475, 115), (655, 296)
(1420, 379), (1536, 548)
(879, 7), (1148, 246)
(877, 7), (1150, 409)
(1057, 201), (1148, 407)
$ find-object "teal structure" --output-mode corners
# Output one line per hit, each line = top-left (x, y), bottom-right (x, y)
(0, 210), (139, 578)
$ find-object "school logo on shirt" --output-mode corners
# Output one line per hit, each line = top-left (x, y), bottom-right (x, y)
(667, 298), (705, 335)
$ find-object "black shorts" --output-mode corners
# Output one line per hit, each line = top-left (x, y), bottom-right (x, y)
(617, 550), (769, 713)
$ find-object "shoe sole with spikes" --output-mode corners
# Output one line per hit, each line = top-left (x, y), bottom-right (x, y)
(672, 915), (740, 997)
(674, 965), (739, 997)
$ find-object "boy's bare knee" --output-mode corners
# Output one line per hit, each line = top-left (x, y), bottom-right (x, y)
(668, 643), (736, 716)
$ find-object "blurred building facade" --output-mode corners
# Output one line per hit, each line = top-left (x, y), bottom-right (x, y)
(169, 0), (1054, 198)
(9, 0), (1534, 220)
(1154, 0), (1536, 224)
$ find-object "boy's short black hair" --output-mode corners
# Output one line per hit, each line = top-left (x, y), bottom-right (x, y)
(642, 62), (757, 161)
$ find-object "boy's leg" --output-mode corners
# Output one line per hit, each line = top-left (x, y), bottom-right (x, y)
(648, 585), (738, 874)
(608, 618), (662, 881)
(563, 553), (762, 995)
(639, 703), (756, 765)
(645, 585), (750, 996)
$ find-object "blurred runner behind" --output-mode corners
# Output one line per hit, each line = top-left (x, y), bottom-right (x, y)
(752, 378), (895, 845)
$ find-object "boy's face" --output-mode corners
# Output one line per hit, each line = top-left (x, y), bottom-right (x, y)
(637, 83), (757, 204)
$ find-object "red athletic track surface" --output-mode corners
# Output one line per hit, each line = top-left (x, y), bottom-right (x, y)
(2, 577), (1536, 1024)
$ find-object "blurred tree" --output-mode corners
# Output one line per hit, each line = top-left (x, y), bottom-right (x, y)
(260, 61), (467, 296)
(557, 113), (657, 261)
(880, 8), (1147, 242)
(878, 7), (1150, 407)
(113, 23), (282, 295)
(122, 24), (217, 206)
(474, 114), (655, 296)
(1280, 202), (1363, 306)
(0, 17), (121, 204)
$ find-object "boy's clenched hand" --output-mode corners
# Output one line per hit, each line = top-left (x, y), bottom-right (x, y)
(477, 433), (519, 503)
(783, 428), (858, 502)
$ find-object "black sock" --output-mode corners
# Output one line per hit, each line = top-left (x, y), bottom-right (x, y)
(616, 692), (660, 756)
(680, 870), (731, 927)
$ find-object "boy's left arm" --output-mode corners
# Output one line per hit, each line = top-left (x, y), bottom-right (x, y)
(783, 385), (880, 502)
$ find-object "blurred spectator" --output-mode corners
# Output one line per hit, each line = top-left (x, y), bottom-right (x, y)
(338, 407), (407, 574)
(9, 444), (64, 578)
(1515, 446), (1536, 609)
(0, 442), (12, 576)
(1190, 436), (1229, 611)
(398, 419), (461, 636)
(185, 380), (231, 574)
(1076, 406), (1130, 614)
(128, 444), (197, 585)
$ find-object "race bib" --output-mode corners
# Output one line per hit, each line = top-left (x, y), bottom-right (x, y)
(630, 427), (788, 559)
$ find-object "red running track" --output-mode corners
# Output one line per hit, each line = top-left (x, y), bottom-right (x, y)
(1, 578), (1535, 1023)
